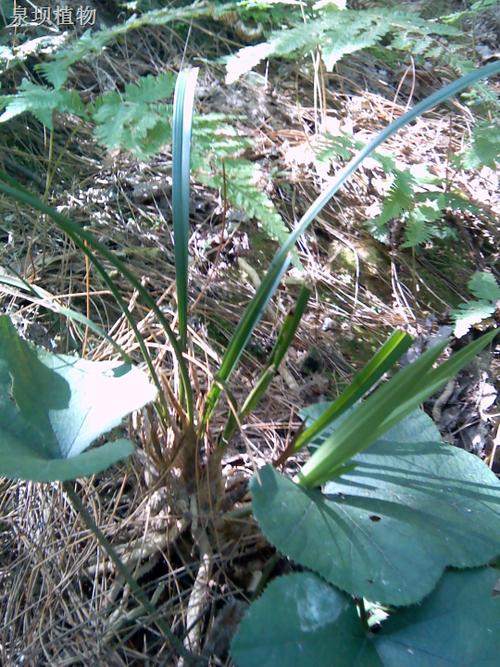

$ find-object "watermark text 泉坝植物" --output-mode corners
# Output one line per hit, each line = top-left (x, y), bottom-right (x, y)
(7, 4), (96, 27)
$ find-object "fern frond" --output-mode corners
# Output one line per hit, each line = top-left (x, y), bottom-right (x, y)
(125, 73), (176, 103)
(459, 121), (500, 170)
(419, 191), (482, 217)
(38, 29), (112, 89)
(452, 270), (500, 337)
(189, 113), (298, 262)
(452, 300), (496, 338)
(0, 79), (85, 128)
(195, 157), (299, 267)
(225, 7), (460, 82)
(468, 271), (500, 302)
(401, 203), (441, 248)
(315, 133), (354, 163)
(226, 159), (294, 248)
(372, 168), (416, 229)
(92, 75), (175, 158)
(36, 3), (215, 88)
(320, 10), (395, 70)
(225, 16), (319, 83)
(314, 132), (396, 172)
(192, 114), (251, 165)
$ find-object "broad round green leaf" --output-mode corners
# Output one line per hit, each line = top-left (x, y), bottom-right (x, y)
(0, 316), (156, 481)
(231, 568), (500, 667)
(376, 567), (500, 666)
(231, 572), (381, 667)
(251, 412), (500, 605)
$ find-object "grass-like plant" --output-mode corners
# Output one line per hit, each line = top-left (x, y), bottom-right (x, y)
(0, 60), (499, 664)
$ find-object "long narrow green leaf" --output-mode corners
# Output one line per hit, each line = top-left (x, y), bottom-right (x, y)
(203, 60), (500, 425)
(201, 261), (288, 427)
(269, 285), (311, 368)
(0, 172), (194, 422)
(293, 329), (413, 451)
(297, 340), (447, 486)
(298, 329), (496, 487)
(221, 284), (310, 444)
(0, 272), (132, 361)
(376, 328), (498, 437)
(172, 68), (198, 352)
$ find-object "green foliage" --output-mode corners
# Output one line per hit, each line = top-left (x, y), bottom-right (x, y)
(315, 132), (483, 249)
(228, 0), (303, 30)
(0, 1), (65, 67)
(1, 0), (495, 258)
(35, 2), (218, 88)
(0, 79), (86, 128)
(452, 271), (500, 337)
(1, 42), (499, 663)
(400, 201), (441, 247)
(233, 289), (499, 663)
(0, 0), (13, 32)
(387, 11), (457, 63)
(298, 328), (497, 486)
(92, 73), (175, 158)
(225, 6), (460, 83)
(458, 121), (500, 170)
(293, 330), (413, 451)
(441, 0), (499, 22)
(38, 30), (114, 89)
(468, 270), (500, 301)
(224, 160), (292, 249)
(232, 567), (500, 667)
(199, 158), (296, 254)
(0, 65), (292, 251)
(190, 113), (295, 255)
(374, 168), (416, 227)
(251, 408), (500, 605)
(202, 61), (500, 425)
(236, 390), (500, 662)
(222, 1), (498, 116)
(222, 284), (311, 444)
(172, 68), (198, 353)
(0, 315), (156, 481)
(191, 112), (251, 161)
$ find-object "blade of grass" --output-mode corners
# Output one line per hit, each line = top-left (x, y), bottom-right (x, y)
(0, 172), (194, 422)
(376, 328), (498, 437)
(201, 259), (289, 429)
(0, 271), (133, 361)
(293, 330), (413, 452)
(268, 286), (311, 368)
(172, 68), (198, 352)
(297, 340), (448, 486)
(221, 284), (311, 445)
(202, 60), (500, 426)
(298, 329), (497, 487)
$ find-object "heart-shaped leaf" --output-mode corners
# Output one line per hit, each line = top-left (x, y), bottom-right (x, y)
(231, 568), (500, 667)
(251, 410), (500, 605)
(376, 567), (500, 666)
(0, 316), (156, 481)
(231, 572), (380, 667)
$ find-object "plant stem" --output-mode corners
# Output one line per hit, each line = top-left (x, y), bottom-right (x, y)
(63, 481), (199, 664)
